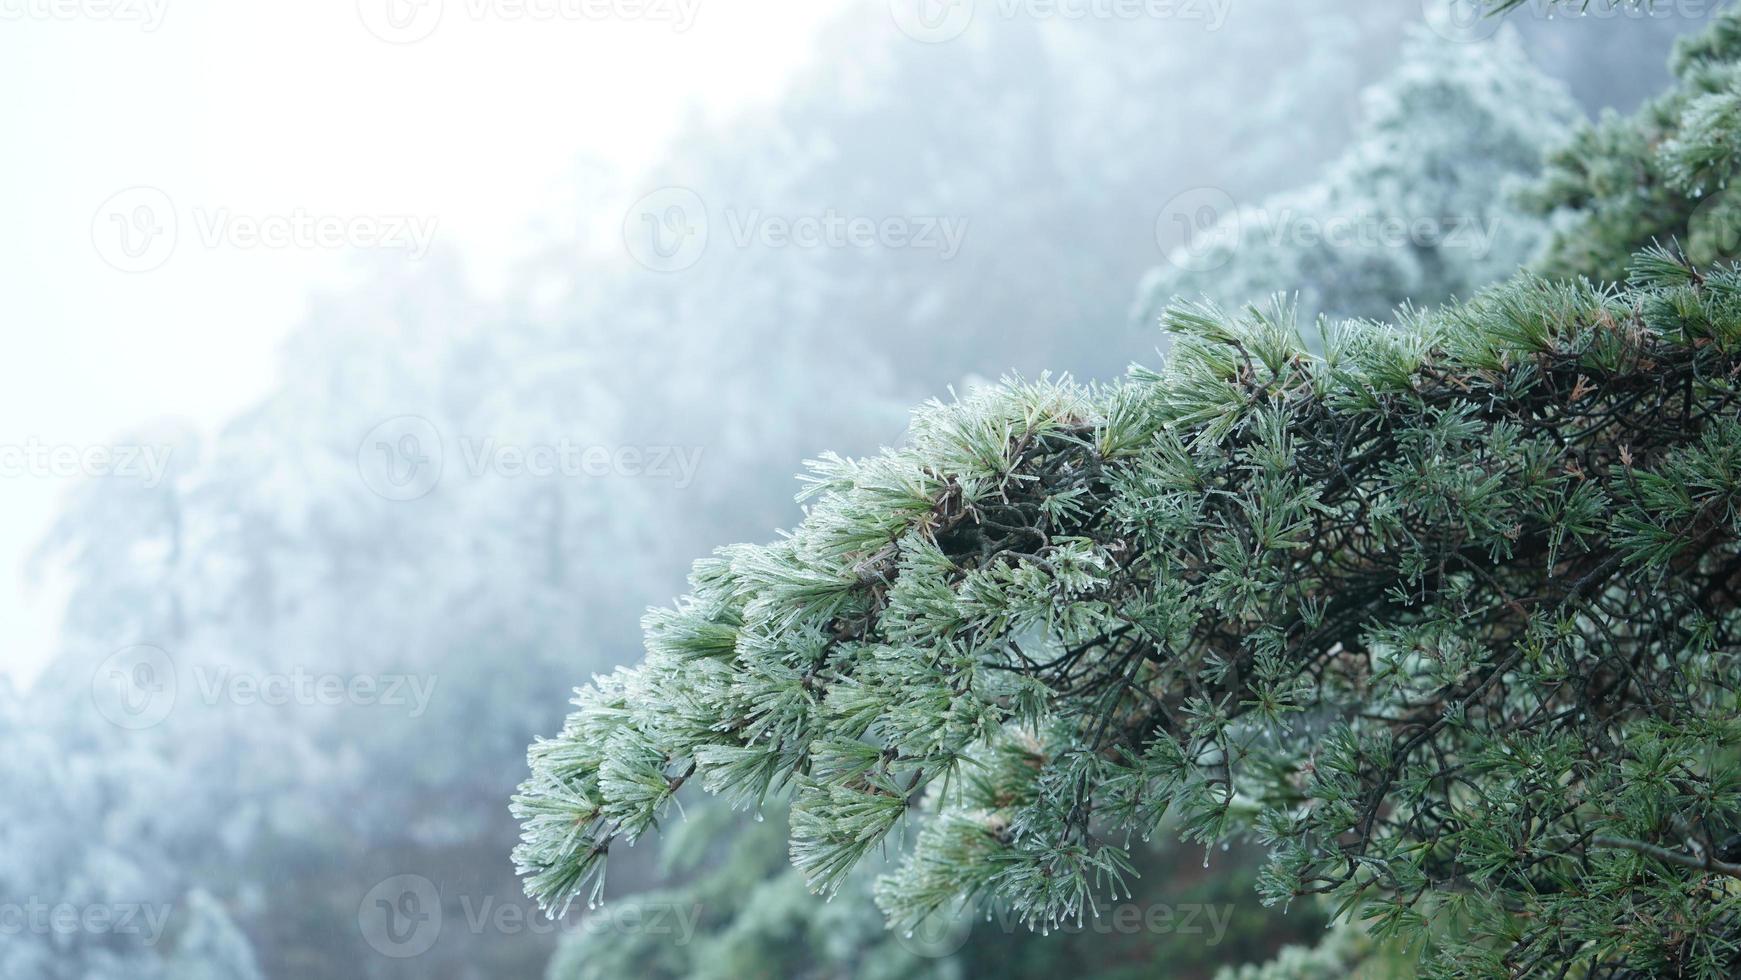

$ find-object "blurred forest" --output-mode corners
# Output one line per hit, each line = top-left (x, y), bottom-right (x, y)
(3, 2), (1720, 977)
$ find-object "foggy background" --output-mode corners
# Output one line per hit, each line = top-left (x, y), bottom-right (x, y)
(0, 1), (1720, 977)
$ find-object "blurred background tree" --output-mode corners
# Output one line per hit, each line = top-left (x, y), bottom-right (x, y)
(1132, 23), (1578, 328)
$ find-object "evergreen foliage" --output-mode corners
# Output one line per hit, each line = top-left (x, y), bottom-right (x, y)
(25, 10), (1431, 976)
(1214, 921), (1375, 980)
(1134, 25), (1577, 327)
(545, 802), (1324, 980)
(1526, 7), (1741, 280)
(517, 248), (1741, 976)
(541, 806), (954, 980)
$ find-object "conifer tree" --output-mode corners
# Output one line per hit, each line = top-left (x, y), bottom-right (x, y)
(1526, 7), (1741, 280)
(15, 9), (1446, 976)
(541, 806), (953, 980)
(515, 245), (1741, 976)
(509, 8), (1741, 978)
(1136, 23), (1577, 327)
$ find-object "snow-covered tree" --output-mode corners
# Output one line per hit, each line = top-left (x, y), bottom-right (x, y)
(1526, 6), (1741, 280)
(21, 8), (1446, 976)
(14, 4), (1713, 978)
(1134, 24), (1578, 328)
(0, 679), (263, 979)
(516, 246), (1741, 977)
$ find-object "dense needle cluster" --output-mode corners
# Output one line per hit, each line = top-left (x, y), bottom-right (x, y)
(1525, 8), (1741, 281)
(515, 247), (1741, 976)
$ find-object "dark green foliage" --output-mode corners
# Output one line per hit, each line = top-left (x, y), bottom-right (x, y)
(515, 247), (1741, 977)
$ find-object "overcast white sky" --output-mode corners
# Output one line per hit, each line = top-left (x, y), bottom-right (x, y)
(0, 0), (854, 687)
